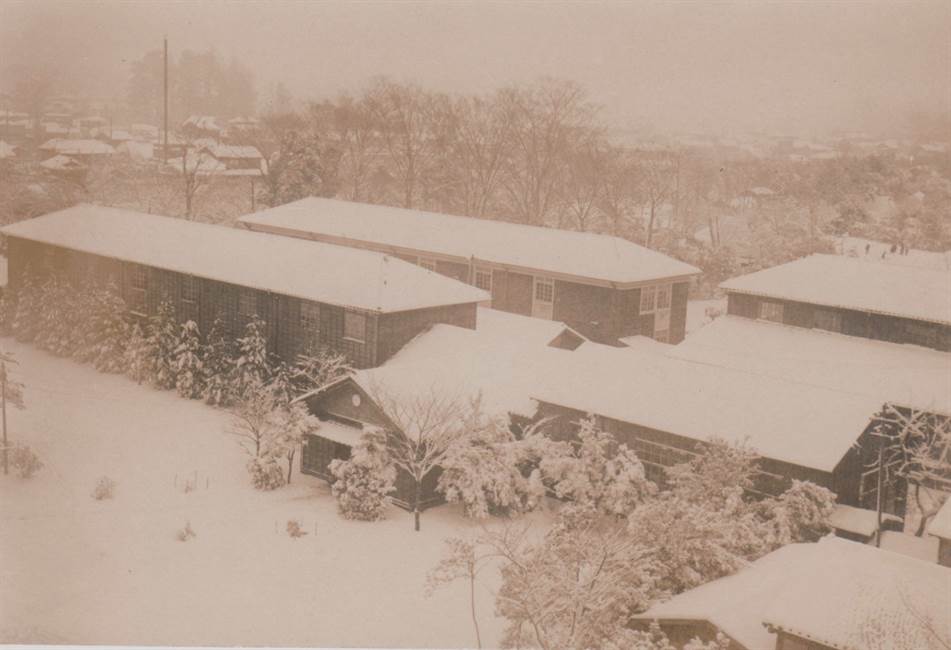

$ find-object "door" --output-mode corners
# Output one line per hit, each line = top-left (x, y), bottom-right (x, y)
(532, 276), (555, 320)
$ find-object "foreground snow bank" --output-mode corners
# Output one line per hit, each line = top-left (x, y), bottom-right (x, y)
(0, 339), (537, 647)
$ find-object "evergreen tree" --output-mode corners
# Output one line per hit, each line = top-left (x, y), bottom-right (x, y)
(232, 315), (271, 399)
(145, 299), (179, 389)
(84, 283), (130, 373)
(174, 320), (204, 399)
(11, 273), (40, 343)
(201, 316), (236, 406)
(330, 428), (396, 521)
(124, 322), (150, 384)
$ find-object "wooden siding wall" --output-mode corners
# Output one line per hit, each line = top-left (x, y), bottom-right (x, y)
(376, 303), (477, 364)
(534, 402), (841, 499)
(727, 291), (951, 351)
(6, 239), (477, 370)
(490, 269), (534, 316)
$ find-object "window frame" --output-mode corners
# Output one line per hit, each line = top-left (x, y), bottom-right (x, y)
(300, 301), (320, 332)
(534, 276), (554, 305)
(813, 309), (842, 333)
(343, 311), (367, 343)
(473, 266), (493, 293)
(127, 263), (148, 316)
(655, 284), (672, 311)
(758, 300), (785, 323)
(639, 285), (657, 314)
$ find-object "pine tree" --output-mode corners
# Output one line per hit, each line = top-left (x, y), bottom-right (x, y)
(11, 273), (40, 343)
(174, 320), (205, 399)
(330, 427), (396, 521)
(86, 283), (130, 373)
(201, 316), (236, 406)
(124, 322), (150, 384)
(232, 315), (271, 399)
(145, 299), (179, 389)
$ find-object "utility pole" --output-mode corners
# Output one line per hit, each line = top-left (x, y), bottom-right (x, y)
(2, 362), (8, 476)
(163, 36), (169, 164)
(875, 436), (885, 548)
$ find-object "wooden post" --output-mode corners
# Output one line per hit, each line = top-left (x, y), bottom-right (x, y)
(875, 438), (885, 548)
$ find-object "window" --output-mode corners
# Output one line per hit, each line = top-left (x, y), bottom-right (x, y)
(343, 311), (366, 343)
(758, 300), (784, 323)
(238, 290), (257, 318)
(655, 284), (672, 310)
(300, 302), (320, 332)
(128, 264), (147, 315)
(532, 276), (555, 320)
(474, 266), (493, 292)
(418, 257), (438, 272)
(639, 285), (656, 313)
(181, 275), (200, 323)
(813, 309), (842, 333)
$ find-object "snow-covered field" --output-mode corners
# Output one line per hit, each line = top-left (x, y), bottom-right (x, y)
(0, 338), (539, 648)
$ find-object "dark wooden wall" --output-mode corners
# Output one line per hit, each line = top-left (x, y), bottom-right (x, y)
(727, 291), (951, 351)
(376, 303), (477, 363)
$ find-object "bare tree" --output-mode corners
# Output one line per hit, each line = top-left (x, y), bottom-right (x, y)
(178, 139), (216, 219)
(560, 136), (610, 231)
(326, 94), (384, 203)
(635, 152), (675, 248)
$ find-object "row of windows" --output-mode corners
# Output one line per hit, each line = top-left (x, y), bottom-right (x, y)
(640, 284), (672, 314)
(122, 264), (366, 344)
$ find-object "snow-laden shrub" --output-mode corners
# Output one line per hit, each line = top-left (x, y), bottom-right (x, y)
(124, 322), (150, 384)
(174, 320), (204, 399)
(536, 416), (655, 517)
(91, 476), (117, 500)
(286, 519), (308, 538)
(11, 274), (41, 343)
(438, 417), (546, 518)
(760, 479), (836, 545)
(145, 299), (179, 389)
(176, 521), (197, 542)
(330, 428), (395, 521)
(247, 454), (286, 491)
(201, 317), (236, 406)
(78, 283), (130, 373)
(11, 444), (43, 479)
(232, 315), (271, 400)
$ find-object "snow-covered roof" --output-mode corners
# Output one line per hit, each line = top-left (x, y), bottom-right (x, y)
(672, 316), (951, 414)
(827, 504), (900, 538)
(314, 419), (364, 447)
(351, 320), (577, 424)
(928, 497), (951, 540)
(640, 537), (951, 650)
(721, 254), (951, 326)
(532, 341), (882, 471)
(762, 537), (950, 650)
(39, 139), (115, 156)
(207, 143), (262, 159)
(836, 236), (951, 271)
(1, 205), (488, 313)
(39, 154), (86, 171)
(474, 307), (586, 347)
(877, 530), (939, 563)
(182, 115), (222, 132)
(238, 197), (700, 286)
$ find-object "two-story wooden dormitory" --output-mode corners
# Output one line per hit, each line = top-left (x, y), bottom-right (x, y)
(1, 205), (489, 369)
(235, 197), (701, 345)
(294, 308), (585, 510)
(530, 339), (923, 518)
(720, 253), (951, 351)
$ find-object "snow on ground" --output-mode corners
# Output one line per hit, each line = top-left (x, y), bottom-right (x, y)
(0, 338), (546, 647)
(685, 298), (726, 336)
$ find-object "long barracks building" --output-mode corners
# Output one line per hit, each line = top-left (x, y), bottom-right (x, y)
(1, 205), (489, 369)
(237, 197), (701, 345)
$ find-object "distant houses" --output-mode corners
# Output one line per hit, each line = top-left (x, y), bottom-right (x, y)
(237, 197), (701, 344)
(38, 138), (115, 164)
(1, 205), (488, 369)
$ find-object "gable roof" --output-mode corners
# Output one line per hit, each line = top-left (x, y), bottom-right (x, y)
(237, 197), (700, 286)
(639, 537), (951, 650)
(671, 316), (951, 415)
(0, 205), (488, 313)
(721, 254), (951, 325)
(532, 341), (881, 472)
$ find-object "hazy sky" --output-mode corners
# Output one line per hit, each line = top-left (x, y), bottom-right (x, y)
(1, 0), (948, 135)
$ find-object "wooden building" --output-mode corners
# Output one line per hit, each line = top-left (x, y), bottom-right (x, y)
(295, 311), (583, 509)
(721, 254), (951, 351)
(632, 536), (951, 650)
(1, 205), (488, 369)
(236, 197), (700, 345)
(530, 341), (906, 515)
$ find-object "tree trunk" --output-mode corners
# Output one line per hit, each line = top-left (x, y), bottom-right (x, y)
(646, 202), (657, 248)
(469, 572), (482, 649)
(414, 479), (422, 532)
(286, 448), (296, 484)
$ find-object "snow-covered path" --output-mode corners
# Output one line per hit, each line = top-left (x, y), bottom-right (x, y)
(0, 338), (529, 647)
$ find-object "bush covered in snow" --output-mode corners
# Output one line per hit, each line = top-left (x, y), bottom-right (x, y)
(176, 521), (197, 542)
(10, 443), (43, 479)
(91, 475), (117, 500)
(247, 454), (287, 490)
(174, 320), (204, 399)
(330, 428), (395, 521)
(286, 519), (307, 538)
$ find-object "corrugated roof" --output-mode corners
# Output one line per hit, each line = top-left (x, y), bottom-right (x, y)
(532, 341), (881, 471)
(640, 537), (951, 650)
(671, 316), (951, 414)
(1, 205), (488, 313)
(238, 197), (700, 285)
(721, 254), (951, 325)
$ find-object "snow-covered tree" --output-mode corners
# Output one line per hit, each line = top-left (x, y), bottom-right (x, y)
(232, 315), (271, 399)
(372, 387), (480, 531)
(229, 379), (285, 489)
(173, 320), (204, 399)
(426, 537), (494, 649)
(124, 322), (150, 384)
(268, 400), (319, 484)
(535, 416), (655, 517)
(0, 349), (26, 477)
(438, 414), (546, 519)
(201, 316), (236, 406)
(78, 283), (130, 373)
(664, 436), (758, 508)
(290, 346), (352, 395)
(11, 273), (41, 343)
(759, 479), (836, 545)
(623, 622), (730, 650)
(145, 299), (179, 389)
(330, 427), (396, 520)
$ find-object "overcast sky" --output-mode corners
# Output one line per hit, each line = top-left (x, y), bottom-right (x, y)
(1, 0), (948, 135)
